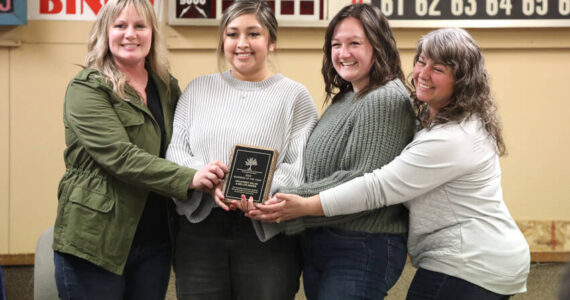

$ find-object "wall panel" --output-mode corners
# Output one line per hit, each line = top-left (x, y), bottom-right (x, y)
(0, 49), (9, 253)
(486, 49), (570, 219)
(1, 20), (569, 254)
(9, 44), (86, 252)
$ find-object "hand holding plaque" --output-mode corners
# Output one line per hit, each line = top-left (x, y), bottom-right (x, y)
(222, 144), (278, 204)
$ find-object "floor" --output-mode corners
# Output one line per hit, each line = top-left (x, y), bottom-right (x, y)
(3, 262), (568, 299)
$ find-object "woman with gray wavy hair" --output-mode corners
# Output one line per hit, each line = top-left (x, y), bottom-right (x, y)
(252, 27), (530, 299)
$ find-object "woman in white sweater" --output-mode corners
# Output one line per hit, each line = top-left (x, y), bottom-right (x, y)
(251, 28), (530, 299)
(165, 1), (318, 299)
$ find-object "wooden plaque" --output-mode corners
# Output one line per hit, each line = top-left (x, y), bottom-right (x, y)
(222, 144), (278, 203)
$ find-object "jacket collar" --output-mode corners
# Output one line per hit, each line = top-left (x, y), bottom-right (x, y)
(84, 67), (176, 148)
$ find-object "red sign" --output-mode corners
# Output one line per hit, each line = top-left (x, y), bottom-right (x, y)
(39, 0), (154, 14)
(31, 0), (159, 20)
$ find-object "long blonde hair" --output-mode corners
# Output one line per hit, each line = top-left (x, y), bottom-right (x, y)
(84, 0), (170, 99)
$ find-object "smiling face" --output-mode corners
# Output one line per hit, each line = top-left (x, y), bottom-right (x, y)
(330, 17), (374, 93)
(108, 5), (152, 69)
(223, 13), (275, 82)
(413, 53), (456, 116)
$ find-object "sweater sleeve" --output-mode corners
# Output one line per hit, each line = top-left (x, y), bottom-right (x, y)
(166, 83), (198, 170)
(280, 88), (415, 234)
(165, 82), (218, 221)
(64, 78), (195, 201)
(320, 124), (476, 216)
(270, 87), (318, 193)
(252, 86), (318, 241)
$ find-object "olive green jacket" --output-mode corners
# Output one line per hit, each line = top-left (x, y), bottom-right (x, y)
(53, 68), (195, 275)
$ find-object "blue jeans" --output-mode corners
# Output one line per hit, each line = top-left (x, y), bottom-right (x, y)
(0, 266), (5, 300)
(173, 210), (302, 300)
(54, 244), (171, 300)
(301, 227), (407, 300)
(406, 268), (511, 300)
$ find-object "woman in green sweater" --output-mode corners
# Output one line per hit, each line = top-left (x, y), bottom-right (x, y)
(234, 3), (415, 300)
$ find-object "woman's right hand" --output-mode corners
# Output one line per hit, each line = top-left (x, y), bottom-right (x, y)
(247, 193), (324, 222)
(189, 160), (228, 191)
(212, 183), (238, 211)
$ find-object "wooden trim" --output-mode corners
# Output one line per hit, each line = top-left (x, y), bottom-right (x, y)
(530, 252), (570, 263)
(0, 26), (21, 47)
(0, 253), (34, 266)
(2, 251), (569, 266)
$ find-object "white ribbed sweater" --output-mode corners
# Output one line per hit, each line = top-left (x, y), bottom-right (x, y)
(320, 116), (530, 295)
(166, 71), (318, 241)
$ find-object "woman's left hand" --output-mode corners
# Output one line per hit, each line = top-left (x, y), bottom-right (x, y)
(246, 193), (324, 223)
(232, 194), (257, 214)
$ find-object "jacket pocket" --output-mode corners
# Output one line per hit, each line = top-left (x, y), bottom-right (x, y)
(114, 103), (144, 127)
(68, 186), (115, 212)
(113, 103), (145, 141)
(64, 177), (116, 254)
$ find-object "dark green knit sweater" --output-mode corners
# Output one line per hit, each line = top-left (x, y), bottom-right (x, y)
(281, 79), (415, 235)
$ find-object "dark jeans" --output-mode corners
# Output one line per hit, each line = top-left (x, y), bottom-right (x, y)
(407, 268), (512, 300)
(54, 244), (171, 300)
(174, 210), (302, 300)
(301, 227), (407, 300)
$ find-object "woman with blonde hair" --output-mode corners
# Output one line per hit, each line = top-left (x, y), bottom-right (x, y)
(253, 28), (530, 299)
(53, 0), (225, 298)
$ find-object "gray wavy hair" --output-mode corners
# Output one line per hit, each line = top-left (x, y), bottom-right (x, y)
(411, 28), (506, 156)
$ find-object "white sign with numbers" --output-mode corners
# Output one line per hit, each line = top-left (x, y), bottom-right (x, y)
(167, 0), (570, 27)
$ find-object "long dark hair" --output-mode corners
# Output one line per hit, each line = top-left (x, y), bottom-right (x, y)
(217, 0), (278, 71)
(322, 3), (405, 104)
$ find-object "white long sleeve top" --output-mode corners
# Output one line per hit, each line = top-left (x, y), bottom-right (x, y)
(320, 116), (530, 295)
(166, 71), (318, 241)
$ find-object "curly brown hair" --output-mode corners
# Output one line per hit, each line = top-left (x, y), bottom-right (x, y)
(322, 3), (406, 104)
(411, 28), (506, 156)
